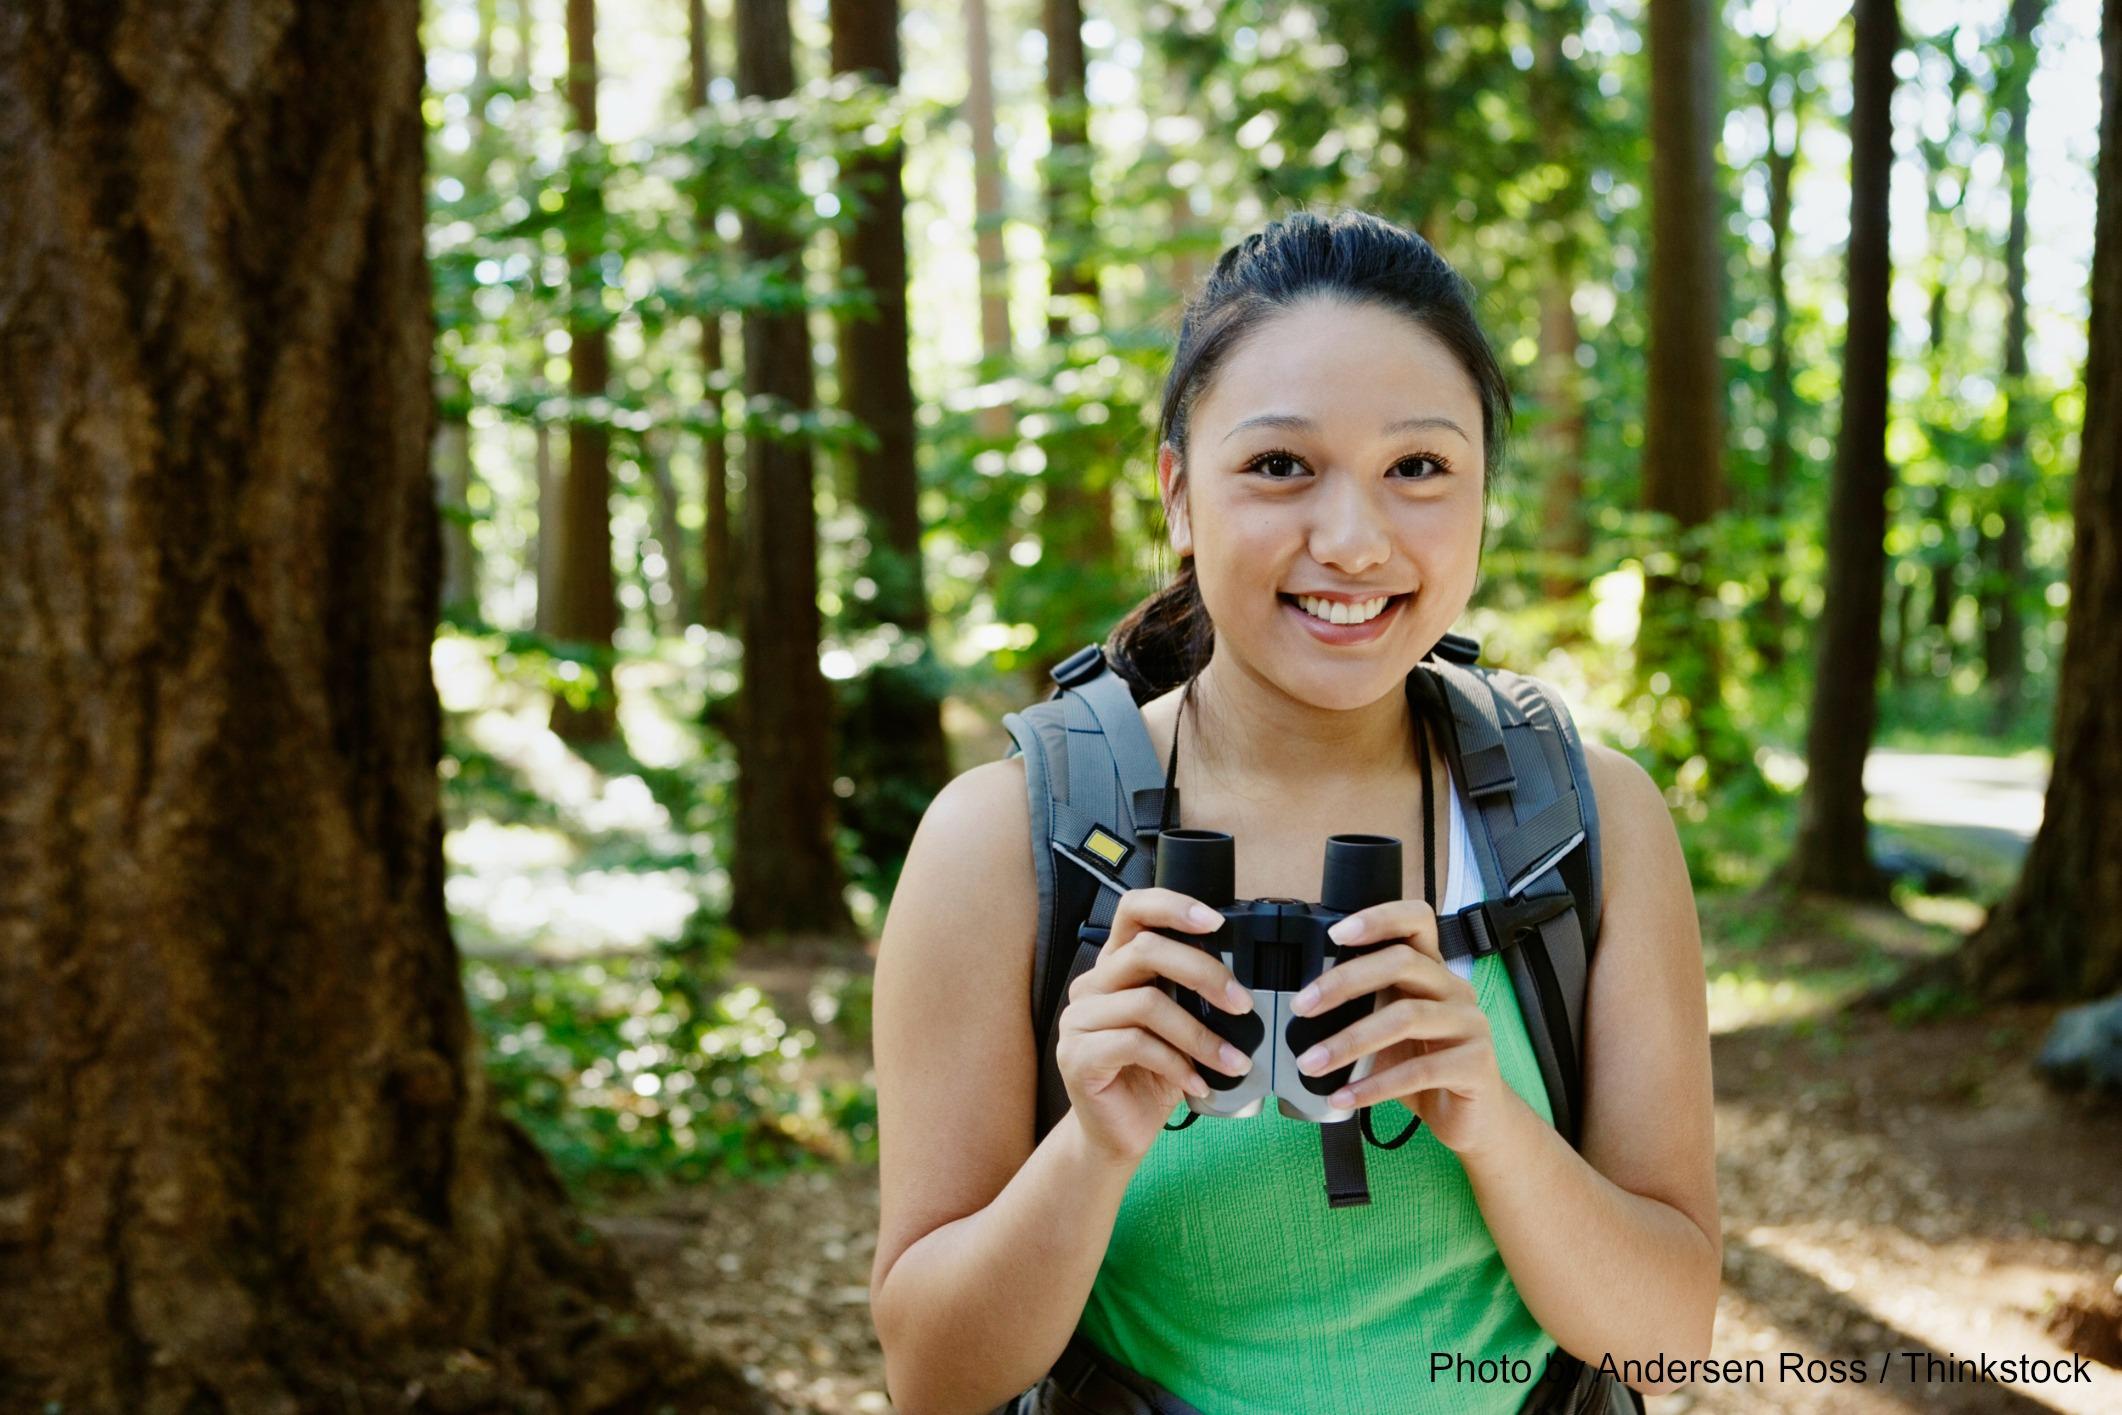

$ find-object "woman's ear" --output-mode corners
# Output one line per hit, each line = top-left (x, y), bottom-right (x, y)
(1157, 443), (1192, 556)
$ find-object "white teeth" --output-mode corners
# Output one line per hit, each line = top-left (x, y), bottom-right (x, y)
(1295, 594), (1390, 625)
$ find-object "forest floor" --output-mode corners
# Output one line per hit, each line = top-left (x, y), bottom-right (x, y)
(587, 888), (2122, 1415)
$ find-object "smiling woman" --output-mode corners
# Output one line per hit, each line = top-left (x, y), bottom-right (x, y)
(869, 210), (1717, 1415)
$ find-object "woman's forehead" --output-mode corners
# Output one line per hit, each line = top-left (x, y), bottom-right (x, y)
(1197, 301), (1484, 443)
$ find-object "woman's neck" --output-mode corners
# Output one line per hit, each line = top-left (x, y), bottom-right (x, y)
(1178, 648), (1420, 802)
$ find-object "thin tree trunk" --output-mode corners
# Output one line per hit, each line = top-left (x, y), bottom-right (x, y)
(1640, 0), (1728, 761)
(966, 0), (1017, 444)
(534, 419), (561, 632)
(731, 0), (852, 941)
(1962, 0), (2122, 1001)
(549, 0), (618, 742)
(831, 0), (954, 825)
(1784, 0), (1900, 898)
(1029, 0), (1115, 689)
(435, 395), (479, 619)
(1760, 38), (1798, 671)
(1536, 269), (1590, 605)
(645, 429), (694, 632)
(1394, 0), (1440, 244)
(1985, 0), (2045, 730)
(690, 0), (737, 633)
(0, 5), (764, 1408)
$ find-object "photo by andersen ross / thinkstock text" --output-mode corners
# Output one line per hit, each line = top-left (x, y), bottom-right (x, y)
(1428, 1348), (2098, 1390)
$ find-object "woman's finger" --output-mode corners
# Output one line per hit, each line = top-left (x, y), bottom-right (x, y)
(1072, 928), (1252, 1015)
(1294, 997), (1478, 1076)
(1065, 987), (1254, 1076)
(1292, 941), (1464, 1017)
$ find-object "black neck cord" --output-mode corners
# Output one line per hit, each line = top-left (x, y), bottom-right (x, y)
(1157, 672), (1436, 909)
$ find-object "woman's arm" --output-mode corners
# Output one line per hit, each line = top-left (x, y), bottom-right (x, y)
(1456, 740), (1722, 1393)
(868, 759), (1134, 1415)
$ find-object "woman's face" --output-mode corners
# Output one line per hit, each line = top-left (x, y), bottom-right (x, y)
(1159, 296), (1487, 710)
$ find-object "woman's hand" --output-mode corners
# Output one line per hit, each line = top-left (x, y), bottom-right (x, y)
(1287, 899), (1523, 1159)
(1055, 887), (1257, 1167)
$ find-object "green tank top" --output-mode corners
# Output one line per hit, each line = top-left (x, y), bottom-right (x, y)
(1077, 782), (1560, 1413)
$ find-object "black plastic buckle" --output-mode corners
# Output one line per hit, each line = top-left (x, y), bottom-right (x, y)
(1051, 643), (1105, 690)
(1471, 891), (1574, 957)
(1427, 630), (1482, 665)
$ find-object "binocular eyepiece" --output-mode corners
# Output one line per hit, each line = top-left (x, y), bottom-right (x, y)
(1154, 829), (1402, 1125)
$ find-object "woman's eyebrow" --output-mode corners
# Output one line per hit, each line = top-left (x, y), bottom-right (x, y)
(1221, 412), (1471, 444)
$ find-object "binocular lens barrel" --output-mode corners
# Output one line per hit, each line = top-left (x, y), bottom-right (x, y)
(1321, 833), (1401, 914)
(1154, 828), (1235, 906)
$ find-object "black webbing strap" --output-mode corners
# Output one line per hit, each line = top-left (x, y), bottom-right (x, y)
(1318, 1118), (1370, 1207)
(1028, 1329), (1210, 1415)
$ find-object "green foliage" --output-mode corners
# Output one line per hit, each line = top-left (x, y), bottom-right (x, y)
(467, 936), (877, 1197)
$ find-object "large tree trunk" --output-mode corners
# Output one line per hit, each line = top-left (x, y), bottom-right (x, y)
(689, 0), (738, 634)
(0, 4), (765, 1409)
(1029, 0), (1116, 689)
(1640, 0), (1728, 762)
(548, 0), (619, 743)
(831, 0), (955, 835)
(1984, 0), (2046, 731)
(965, 0), (1017, 444)
(731, 0), (853, 941)
(1961, 0), (2122, 1001)
(1783, 0), (1900, 898)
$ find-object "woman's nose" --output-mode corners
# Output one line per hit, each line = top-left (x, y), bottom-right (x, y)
(1307, 479), (1392, 573)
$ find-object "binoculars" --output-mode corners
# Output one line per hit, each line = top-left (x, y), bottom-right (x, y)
(1154, 828), (1402, 1125)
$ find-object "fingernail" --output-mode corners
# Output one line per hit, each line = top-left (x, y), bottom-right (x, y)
(1327, 917), (1360, 944)
(1291, 984), (1321, 1015)
(1185, 1075), (1209, 1098)
(1329, 1088), (1355, 1108)
(1190, 904), (1220, 929)
(1219, 1043), (1251, 1074)
(1225, 980), (1253, 1013)
(1297, 1044), (1328, 1073)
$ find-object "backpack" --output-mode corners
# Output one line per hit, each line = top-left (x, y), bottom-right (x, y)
(999, 633), (1645, 1414)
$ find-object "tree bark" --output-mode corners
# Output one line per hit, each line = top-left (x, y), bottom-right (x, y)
(1640, 0), (1728, 761)
(548, 0), (619, 743)
(1783, 0), (1900, 899)
(690, 0), (738, 634)
(0, 4), (766, 1408)
(831, 0), (955, 833)
(1961, 0), (2122, 1001)
(731, 0), (853, 941)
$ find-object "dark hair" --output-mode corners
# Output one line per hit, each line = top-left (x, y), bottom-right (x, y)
(1105, 208), (1513, 703)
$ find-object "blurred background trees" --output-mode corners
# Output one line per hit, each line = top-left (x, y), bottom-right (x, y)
(407, 0), (2109, 1156)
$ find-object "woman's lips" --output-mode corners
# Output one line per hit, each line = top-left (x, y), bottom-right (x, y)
(1280, 593), (1408, 645)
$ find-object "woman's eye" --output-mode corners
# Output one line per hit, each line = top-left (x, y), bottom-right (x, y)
(1247, 451), (1449, 480)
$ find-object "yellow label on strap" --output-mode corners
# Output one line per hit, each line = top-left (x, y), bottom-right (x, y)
(1082, 826), (1129, 867)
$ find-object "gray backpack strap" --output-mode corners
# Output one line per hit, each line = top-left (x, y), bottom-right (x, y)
(1003, 645), (1171, 1144)
(1417, 659), (1602, 1147)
